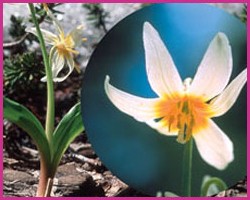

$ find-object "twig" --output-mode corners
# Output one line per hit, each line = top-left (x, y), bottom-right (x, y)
(71, 153), (97, 165)
(3, 33), (30, 49)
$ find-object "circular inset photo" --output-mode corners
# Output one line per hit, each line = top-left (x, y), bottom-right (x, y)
(81, 3), (246, 196)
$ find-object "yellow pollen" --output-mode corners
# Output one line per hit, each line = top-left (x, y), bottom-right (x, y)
(55, 34), (78, 56)
(155, 94), (213, 144)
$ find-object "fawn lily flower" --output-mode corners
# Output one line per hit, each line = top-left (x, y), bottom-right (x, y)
(104, 22), (247, 170)
(27, 8), (85, 82)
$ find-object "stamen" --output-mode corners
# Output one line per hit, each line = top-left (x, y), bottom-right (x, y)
(74, 63), (81, 73)
(155, 94), (212, 144)
(168, 115), (175, 132)
(66, 48), (79, 54)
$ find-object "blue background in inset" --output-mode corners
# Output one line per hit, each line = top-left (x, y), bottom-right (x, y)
(81, 4), (246, 196)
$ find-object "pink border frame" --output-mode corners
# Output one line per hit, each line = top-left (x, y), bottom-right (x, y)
(1, 1), (248, 199)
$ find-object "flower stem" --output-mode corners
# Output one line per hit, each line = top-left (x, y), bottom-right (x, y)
(28, 4), (55, 144)
(28, 3), (55, 196)
(36, 155), (51, 196)
(182, 138), (193, 196)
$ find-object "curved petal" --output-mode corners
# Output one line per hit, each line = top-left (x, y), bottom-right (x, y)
(104, 76), (159, 122)
(53, 55), (74, 82)
(46, 9), (64, 34)
(193, 119), (234, 170)
(190, 33), (232, 100)
(41, 50), (65, 82)
(210, 68), (247, 117)
(52, 55), (65, 77)
(68, 25), (84, 47)
(26, 27), (57, 45)
(143, 22), (183, 98)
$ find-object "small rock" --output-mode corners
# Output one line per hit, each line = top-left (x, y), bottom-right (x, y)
(58, 173), (91, 186)
(4, 169), (37, 197)
(55, 162), (105, 196)
(57, 162), (80, 176)
(4, 169), (36, 184)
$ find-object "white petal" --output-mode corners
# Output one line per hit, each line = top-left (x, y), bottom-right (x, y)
(46, 9), (64, 34)
(210, 68), (247, 117)
(52, 54), (65, 77)
(40, 76), (47, 82)
(193, 119), (234, 170)
(104, 75), (159, 122)
(143, 22), (183, 97)
(190, 33), (232, 100)
(53, 56), (74, 82)
(41, 50), (65, 82)
(26, 27), (57, 45)
(68, 25), (84, 47)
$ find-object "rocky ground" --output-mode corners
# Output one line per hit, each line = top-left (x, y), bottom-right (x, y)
(3, 3), (247, 197)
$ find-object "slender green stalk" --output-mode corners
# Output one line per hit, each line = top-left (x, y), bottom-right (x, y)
(28, 4), (55, 143)
(28, 3), (55, 196)
(181, 138), (193, 196)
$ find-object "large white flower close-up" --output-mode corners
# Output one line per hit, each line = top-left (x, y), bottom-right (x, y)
(104, 22), (247, 170)
(27, 8), (85, 82)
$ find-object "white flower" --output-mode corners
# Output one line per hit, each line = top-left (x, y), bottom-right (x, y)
(104, 22), (247, 170)
(27, 8), (85, 82)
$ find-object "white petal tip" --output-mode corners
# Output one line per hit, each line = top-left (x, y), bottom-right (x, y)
(25, 27), (30, 32)
(41, 76), (67, 83)
(194, 120), (234, 171)
(143, 22), (155, 34)
(215, 32), (230, 46)
(104, 75), (111, 93)
(215, 147), (234, 170)
(210, 142), (234, 171)
(77, 24), (84, 30)
(216, 159), (234, 170)
(242, 68), (247, 77)
(40, 77), (47, 82)
(143, 21), (152, 28)
(217, 32), (226, 38)
(105, 75), (110, 82)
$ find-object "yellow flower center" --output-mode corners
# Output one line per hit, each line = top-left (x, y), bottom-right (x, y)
(55, 33), (79, 57)
(155, 94), (214, 144)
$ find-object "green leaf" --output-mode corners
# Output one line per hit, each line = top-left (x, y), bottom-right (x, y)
(3, 97), (51, 165)
(51, 102), (84, 173)
(201, 175), (227, 196)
